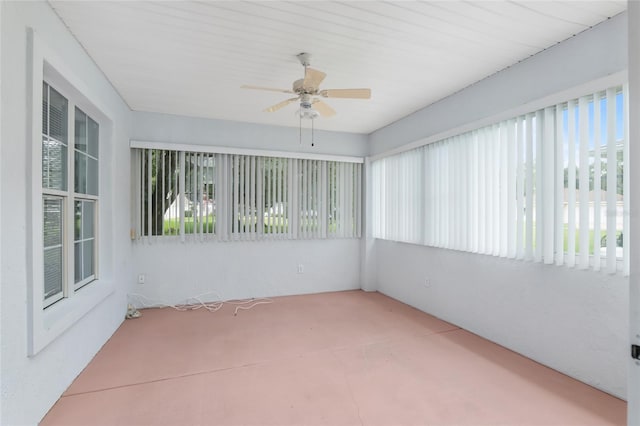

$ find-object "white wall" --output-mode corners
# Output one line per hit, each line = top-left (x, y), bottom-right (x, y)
(131, 110), (368, 157)
(375, 240), (628, 398)
(0, 2), (133, 424)
(133, 239), (361, 305)
(130, 111), (366, 306)
(366, 13), (629, 398)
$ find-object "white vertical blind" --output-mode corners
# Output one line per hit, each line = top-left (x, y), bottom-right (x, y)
(542, 107), (555, 265)
(506, 119), (516, 258)
(623, 84), (630, 276)
(606, 88), (617, 273)
(371, 151), (421, 243)
(217, 154), (229, 241)
(554, 104), (565, 266)
(515, 116), (525, 260)
(499, 122), (508, 258)
(592, 93), (602, 271)
(578, 97), (590, 269)
(372, 84), (628, 275)
(136, 152), (361, 242)
(566, 99), (577, 268)
(534, 110), (543, 263)
(525, 113), (534, 261)
(480, 132), (487, 253)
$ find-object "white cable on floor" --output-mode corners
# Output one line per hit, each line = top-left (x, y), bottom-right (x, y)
(127, 292), (273, 315)
(232, 300), (273, 316)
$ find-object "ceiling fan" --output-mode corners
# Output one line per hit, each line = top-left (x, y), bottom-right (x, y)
(241, 53), (371, 119)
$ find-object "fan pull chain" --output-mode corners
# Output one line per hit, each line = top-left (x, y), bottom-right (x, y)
(311, 118), (315, 147)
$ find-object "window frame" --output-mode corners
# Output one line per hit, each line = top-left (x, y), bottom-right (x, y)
(41, 80), (101, 306)
(27, 29), (114, 356)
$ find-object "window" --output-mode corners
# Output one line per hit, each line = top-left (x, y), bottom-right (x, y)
(28, 31), (113, 355)
(74, 107), (99, 288)
(134, 148), (361, 241)
(42, 82), (99, 307)
(372, 84), (628, 274)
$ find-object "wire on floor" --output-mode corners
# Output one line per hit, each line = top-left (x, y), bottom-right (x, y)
(127, 292), (274, 316)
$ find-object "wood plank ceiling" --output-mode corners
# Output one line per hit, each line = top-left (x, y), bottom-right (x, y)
(49, 1), (626, 134)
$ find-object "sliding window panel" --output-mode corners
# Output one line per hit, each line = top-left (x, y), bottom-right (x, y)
(43, 196), (64, 305)
(42, 84), (68, 191)
(73, 200), (95, 287)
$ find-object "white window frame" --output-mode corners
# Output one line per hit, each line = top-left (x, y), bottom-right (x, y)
(72, 107), (100, 291)
(27, 29), (114, 356)
(41, 83), (101, 307)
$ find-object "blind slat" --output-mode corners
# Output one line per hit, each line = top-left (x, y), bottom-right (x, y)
(593, 93), (602, 271)
(554, 105), (565, 266)
(623, 84), (630, 275)
(506, 122), (517, 257)
(516, 117), (525, 260)
(534, 110), (543, 262)
(543, 107), (555, 264)
(525, 114), (534, 261)
(567, 100), (577, 267)
(578, 97), (590, 268)
(606, 88), (617, 273)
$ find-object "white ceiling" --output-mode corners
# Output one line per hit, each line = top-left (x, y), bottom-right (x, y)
(49, 1), (626, 134)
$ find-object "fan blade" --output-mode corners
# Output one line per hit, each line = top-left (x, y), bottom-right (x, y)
(264, 97), (299, 113)
(241, 85), (294, 94)
(303, 67), (326, 89)
(312, 99), (336, 117)
(319, 88), (371, 99)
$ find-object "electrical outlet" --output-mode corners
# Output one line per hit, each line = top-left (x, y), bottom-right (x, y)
(297, 264), (304, 274)
(138, 274), (145, 284)
(424, 277), (431, 288)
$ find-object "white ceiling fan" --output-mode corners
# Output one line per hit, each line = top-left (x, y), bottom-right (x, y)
(241, 53), (371, 119)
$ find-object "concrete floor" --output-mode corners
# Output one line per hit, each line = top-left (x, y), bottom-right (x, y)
(41, 290), (625, 425)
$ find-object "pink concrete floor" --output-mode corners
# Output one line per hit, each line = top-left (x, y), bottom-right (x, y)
(41, 290), (625, 425)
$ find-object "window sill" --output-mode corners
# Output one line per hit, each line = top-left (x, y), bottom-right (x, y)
(29, 280), (115, 356)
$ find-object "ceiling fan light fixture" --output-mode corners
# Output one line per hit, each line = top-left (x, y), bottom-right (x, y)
(297, 100), (320, 120)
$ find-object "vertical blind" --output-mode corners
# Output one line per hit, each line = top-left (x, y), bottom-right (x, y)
(134, 150), (362, 242)
(372, 84), (629, 274)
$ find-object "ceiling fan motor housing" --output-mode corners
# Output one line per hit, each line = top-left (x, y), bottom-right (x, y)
(293, 79), (317, 95)
(300, 93), (313, 109)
